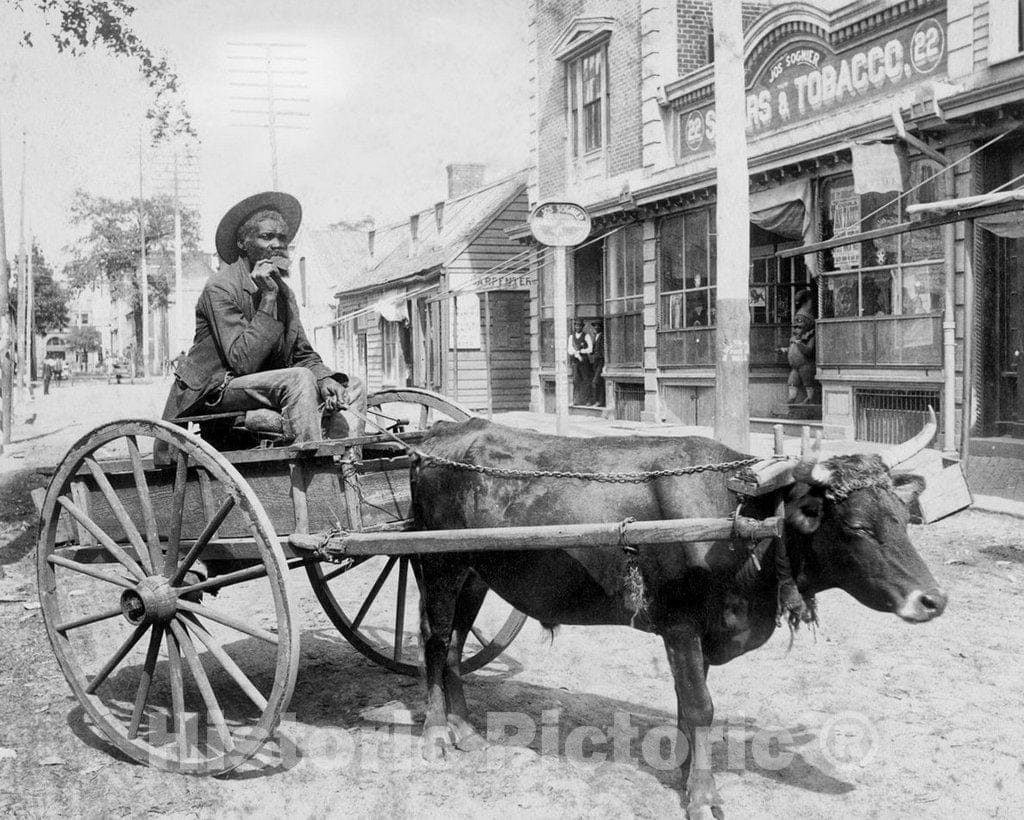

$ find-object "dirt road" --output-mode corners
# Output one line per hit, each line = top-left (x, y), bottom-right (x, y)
(1, 380), (1023, 817)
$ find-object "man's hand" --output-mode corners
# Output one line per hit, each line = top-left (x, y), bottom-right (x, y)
(251, 260), (280, 308)
(318, 377), (347, 412)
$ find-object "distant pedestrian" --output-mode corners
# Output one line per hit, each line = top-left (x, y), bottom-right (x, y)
(42, 359), (53, 395)
(567, 319), (593, 406)
(588, 320), (605, 407)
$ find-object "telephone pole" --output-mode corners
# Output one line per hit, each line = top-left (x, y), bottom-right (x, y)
(227, 42), (310, 189)
(17, 128), (28, 396)
(138, 132), (150, 379)
(712, 0), (751, 452)
(0, 117), (12, 449)
(149, 141), (200, 357)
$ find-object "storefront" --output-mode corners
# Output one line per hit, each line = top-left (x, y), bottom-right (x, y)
(526, 0), (1024, 448)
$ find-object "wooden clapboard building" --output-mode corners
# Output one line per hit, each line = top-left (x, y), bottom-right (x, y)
(520, 0), (1024, 457)
(328, 166), (533, 412)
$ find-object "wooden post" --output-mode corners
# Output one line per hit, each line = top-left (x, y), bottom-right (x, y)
(451, 294), (460, 402)
(959, 218), (975, 471)
(712, 0), (750, 452)
(0, 117), (12, 448)
(138, 132), (150, 379)
(773, 424), (784, 456)
(553, 246), (570, 435)
(17, 128), (27, 396)
(483, 290), (494, 419)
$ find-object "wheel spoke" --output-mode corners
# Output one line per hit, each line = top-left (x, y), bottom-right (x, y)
(164, 449), (191, 576)
(470, 625), (488, 646)
(128, 625), (164, 740)
(84, 456), (153, 574)
(165, 629), (189, 759)
(126, 435), (163, 572)
(320, 555), (373, 584)
(175, 562), (269, 597)
(85, 623), (148, 694)
(418, 405), (430, 429)
(48, 553), (134, 589)
(170, 620), (235, 754)
(352, 556), (397, 630)
(54, 605), (123, 633)
(57, 496), (146, 581)
(169, 496), (236, 586)
(393, 559), (409, 661)
(176, 599), (279, 646)
(180, 613), (268, 711)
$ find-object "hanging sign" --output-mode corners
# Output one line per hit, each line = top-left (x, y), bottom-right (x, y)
(529, 201), (591, 247)
(678, 13), (947, 159)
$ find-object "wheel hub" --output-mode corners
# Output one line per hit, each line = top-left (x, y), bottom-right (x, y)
(120, 577), (178, 625)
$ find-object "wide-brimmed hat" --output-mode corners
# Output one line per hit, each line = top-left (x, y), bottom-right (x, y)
(215, 191), (302, 264)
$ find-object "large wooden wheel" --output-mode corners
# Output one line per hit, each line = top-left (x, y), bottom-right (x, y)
(307, 388), (528, 676)
(37, 420), (299, 774)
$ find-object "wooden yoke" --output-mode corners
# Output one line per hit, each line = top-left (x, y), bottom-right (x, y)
(726, 458), (795, 497)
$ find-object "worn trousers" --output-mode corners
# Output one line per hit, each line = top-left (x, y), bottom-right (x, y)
(216, 367), (366, 442)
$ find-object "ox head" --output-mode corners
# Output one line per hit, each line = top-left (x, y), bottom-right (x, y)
(783, 410), (947, 623)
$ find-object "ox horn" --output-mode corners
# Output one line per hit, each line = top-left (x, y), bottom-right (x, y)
(879, 406), (937, 469)
(792, 429), (833, 486)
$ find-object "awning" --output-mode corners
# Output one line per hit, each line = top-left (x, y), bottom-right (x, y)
(750, 179), (818, 273)
(372, 297), (407, 323)
(906, 190), (1024, 238)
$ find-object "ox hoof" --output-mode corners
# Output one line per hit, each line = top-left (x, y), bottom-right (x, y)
(421, 724), (455, 762)
(453, 730), (488, 753)
(685, 806), (723, 820)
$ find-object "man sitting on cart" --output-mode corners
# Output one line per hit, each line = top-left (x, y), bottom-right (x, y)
(160, 191), (365, 449)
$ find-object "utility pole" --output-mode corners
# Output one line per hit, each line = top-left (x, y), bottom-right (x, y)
(0, 117), (12, 449)
(27, 232), (34, 382)
(227, 42), (310, 189)
(149, 141), (199, 357)
(712, 0), (751, 452)
(17, 128), (27, 397)
(138, 132), (150, 379)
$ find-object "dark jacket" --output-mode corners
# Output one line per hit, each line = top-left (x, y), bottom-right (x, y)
(162, 258), (335, 420)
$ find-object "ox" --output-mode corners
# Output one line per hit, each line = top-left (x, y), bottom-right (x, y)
(411, 416), (946, 818)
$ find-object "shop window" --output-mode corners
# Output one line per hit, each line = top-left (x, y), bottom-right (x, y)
(568, 47), (607, 157)
(605, 224), (644, 366)
(749, 237), (810, 366)
(658, 208), (716, 366)
(817, 161), (945, 367)
(537, 247), (556, 367)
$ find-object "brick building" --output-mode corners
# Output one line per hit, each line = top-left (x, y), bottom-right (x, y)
(520, 0), (1024, 456)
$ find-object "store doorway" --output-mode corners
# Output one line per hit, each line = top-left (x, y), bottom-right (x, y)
(996, 234), (1024, 436)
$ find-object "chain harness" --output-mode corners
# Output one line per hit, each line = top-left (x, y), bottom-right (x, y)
(413, 452), (762, 483)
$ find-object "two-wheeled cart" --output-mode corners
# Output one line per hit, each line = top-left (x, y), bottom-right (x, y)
(35, 388), (782, 774)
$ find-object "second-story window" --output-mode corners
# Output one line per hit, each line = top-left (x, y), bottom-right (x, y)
(568, 47), (607, 157)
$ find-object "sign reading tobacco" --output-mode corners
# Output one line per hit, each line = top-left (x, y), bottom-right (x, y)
(680, 14), (947, 159)
(529, 201), (592, 247)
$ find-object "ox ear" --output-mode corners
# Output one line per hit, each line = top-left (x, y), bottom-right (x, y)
(892, 473), (926, 507)
(785, 492), (824, 534)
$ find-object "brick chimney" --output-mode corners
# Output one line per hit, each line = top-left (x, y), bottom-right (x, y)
(446, 163), (486, 199)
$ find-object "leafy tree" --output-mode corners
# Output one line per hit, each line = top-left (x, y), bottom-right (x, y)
(10, 243), (70, 333)
(8, 0), (195, 140)
(63, 189), (201, 312)
(66, 323), (101, 356)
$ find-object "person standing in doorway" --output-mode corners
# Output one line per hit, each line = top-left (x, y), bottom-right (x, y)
(589, 319), (605, 407)
(567, 319), (593, 406)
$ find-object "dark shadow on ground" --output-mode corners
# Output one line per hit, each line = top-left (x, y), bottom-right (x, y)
(0, 468), (47, 565)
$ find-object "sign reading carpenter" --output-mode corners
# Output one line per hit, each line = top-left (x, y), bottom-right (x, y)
(529, 201), (592, 247)
(678, 14), (947, 159)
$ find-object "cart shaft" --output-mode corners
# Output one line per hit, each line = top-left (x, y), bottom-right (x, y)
(289, 515), (783, 557)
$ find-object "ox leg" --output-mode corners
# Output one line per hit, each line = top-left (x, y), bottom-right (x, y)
(662, 622), (724, 820)
(418, 557), (467, 760)
(443, 571), (490, 751)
